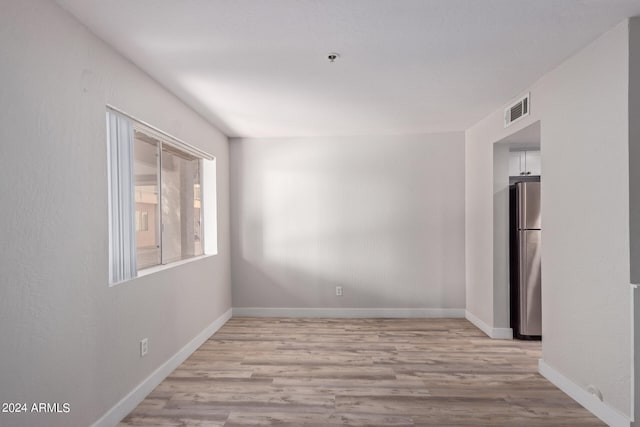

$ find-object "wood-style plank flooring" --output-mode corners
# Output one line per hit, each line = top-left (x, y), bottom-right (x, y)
(120, 318), (603, 426)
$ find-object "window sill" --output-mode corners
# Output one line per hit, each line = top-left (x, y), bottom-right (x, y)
(138, 254), (216, 278)
(110, 253), (216, 287)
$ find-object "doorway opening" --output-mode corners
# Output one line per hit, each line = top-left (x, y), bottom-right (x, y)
(493, 121), (541, 339)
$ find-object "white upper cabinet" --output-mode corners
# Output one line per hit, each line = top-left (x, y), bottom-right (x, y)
(509, 150), (541, 176)
(525, 151), (541, 175)
(508, 152), (523, 176)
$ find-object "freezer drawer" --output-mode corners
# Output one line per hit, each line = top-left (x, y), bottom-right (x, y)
(518, 229), (542, 336)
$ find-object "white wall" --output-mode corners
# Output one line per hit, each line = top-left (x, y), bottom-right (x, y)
(629, 17), (640, 426)
(492, 142), (511, 329)
(630, 18), (640, 286)
(230, 134), (465, 314)
(0, 1), (231, 426)
(466, 20), (631, 419)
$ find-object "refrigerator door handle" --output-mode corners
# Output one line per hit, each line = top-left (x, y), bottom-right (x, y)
(518, 184), (525, 229)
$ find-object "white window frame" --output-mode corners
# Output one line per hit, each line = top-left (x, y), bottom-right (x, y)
(106, 106), (215, 285)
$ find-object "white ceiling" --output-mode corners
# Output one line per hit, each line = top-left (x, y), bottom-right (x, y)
(57, 0), (640, 138)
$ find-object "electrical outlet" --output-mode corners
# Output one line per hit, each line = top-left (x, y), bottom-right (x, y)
(335, 286), (343, 296)
(140, 338), (149, 357)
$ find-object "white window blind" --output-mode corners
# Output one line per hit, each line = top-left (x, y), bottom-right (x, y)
(107, 110), (137, 284)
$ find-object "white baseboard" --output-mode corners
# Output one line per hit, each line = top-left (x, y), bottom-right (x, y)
(232, 307), (466, 318)
(91, 308), (232, 427)
(465, 310), (513, 339)
(538, 359), (631, 427)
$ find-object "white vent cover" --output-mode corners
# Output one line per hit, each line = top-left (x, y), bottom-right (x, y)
(504, 93), (530, 127)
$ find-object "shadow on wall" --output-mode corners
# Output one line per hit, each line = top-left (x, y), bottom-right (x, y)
(231, 137), (464, 309)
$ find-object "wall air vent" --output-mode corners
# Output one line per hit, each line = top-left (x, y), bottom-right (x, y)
(504, 93), (530, 128)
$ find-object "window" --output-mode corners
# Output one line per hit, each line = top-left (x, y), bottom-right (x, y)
(107, 108), (214, 284)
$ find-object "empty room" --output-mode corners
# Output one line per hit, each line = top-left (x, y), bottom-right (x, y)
(2, 0), (640, 426)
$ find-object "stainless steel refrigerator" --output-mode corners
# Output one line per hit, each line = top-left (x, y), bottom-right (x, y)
(509, 181), (542, 340)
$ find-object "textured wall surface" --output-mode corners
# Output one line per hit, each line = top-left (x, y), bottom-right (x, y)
(627, 17), (640, 425)
(465, 20), (631, 417)
(0, 1), (231, 426)
(230, 134), (465, 311)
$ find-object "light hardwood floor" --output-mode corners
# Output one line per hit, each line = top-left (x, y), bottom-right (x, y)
(120, 318), (604, 426)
